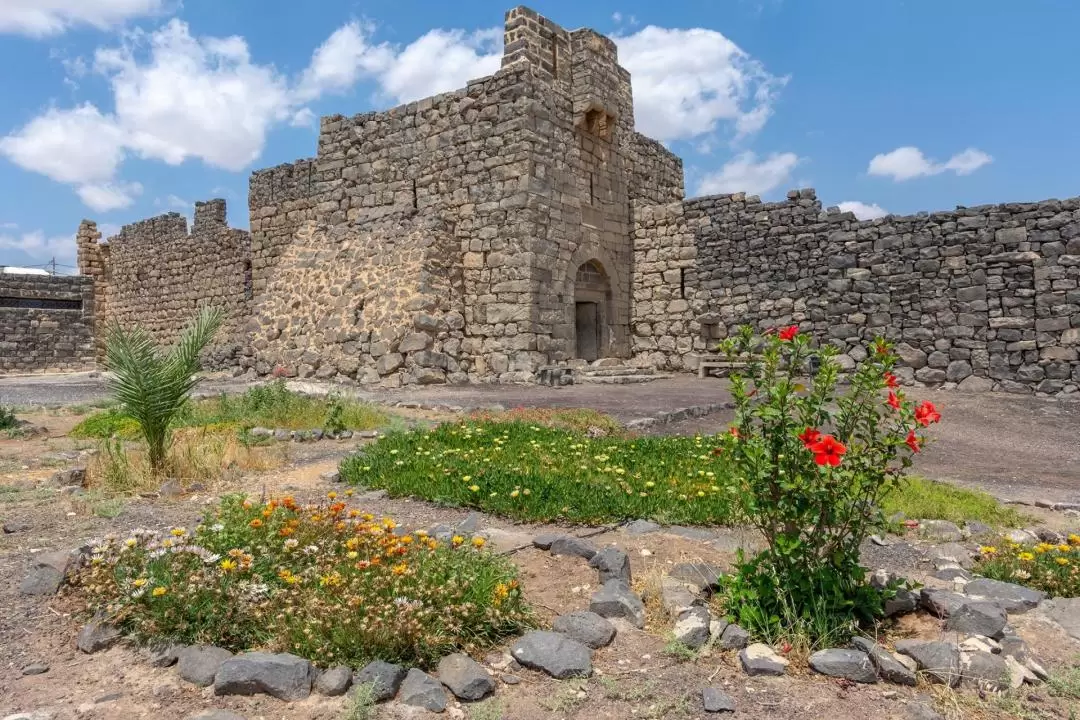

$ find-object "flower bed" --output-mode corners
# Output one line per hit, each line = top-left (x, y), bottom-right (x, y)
(72, 494), (531, 668)
(340, 422), (738, 525)
(975, 535), (1080, 597)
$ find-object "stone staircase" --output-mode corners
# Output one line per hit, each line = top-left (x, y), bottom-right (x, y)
(535, 360), (670, 386)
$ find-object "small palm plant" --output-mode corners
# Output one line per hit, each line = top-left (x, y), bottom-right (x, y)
(104, 305), (225, 475)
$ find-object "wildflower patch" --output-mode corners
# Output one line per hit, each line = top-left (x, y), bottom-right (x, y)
(341, 423), (738, 525)
(974, 535), (1080, 598)
(72, 493), (532, 668)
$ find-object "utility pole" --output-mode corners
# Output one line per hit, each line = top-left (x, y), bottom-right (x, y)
(48, 257), (56, 275)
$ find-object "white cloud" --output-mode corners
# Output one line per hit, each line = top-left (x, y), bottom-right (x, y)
(77, 181), (143, 212)
(0, 222), (18, 230)
(295, 21), (393, 102)
(614, 26), (787, 143)
(289, 107), (317, 128)
(96, 20), (293, 170)
(0, 230), (76, 267)
(696, 151), (800, 196)
(838, 201), (889, 220)
(868, 146), (992, 182)
(0, 104), (124, 185)
(0, 0), (165, 37)
(375, 28), (501, 104)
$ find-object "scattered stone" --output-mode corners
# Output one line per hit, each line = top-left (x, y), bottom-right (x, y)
(249, 427), (272, 438)
(1005, 655), (1038, 689)
(552, 611), (616, 649)
(964, 521), (993, 538)
(456, 512), (482, 535)
(549, 535), (598, 560)
(354, 660), (406, 702)
(272, 429), (289, 441)
(95, 693), (121, 704)
(511, 631), (592, 679)
(214, 652), (314, 701)
(668, 563), (724, 594)
(673, 607), (711, 650)
(21, 663), (49, 676)
(960, 650), (1010, 691)
(851, 638), (916, 686)
(589, 580), (646, 628)
(933, 567), (973, 582)
(19, 550), (75, 596)
(1043, 597), (1080, 641)
(959, 636), (1000, 655)
(625, 519), (660, 535)
(51, 467), (86, 487)
(718, 623), (750, 651)
(532, 534), (559, 550)
(998, 630), (1028, 659)
(2, 712), (57, 720)
(76, 615), (121, 654)
(398, 669), (448, 712)
(146, 643), (183, 668)
(946, 602), (1007, 639)
(588, 547), (632, 584)
(437, 653), (495, 701)
(659, 576), (698, 616)
(919, 588), (969, 618)
(906, 702), (944, 720)
(1025, 656), (1050, 681)
(177, 645), (234, 687)
(808, 649), (877, 683)
(314, 666), (352, 696)
(1005, 529), (1039, 544)
(3, 518), (31, 533)
(885, 587), (920, 617)
(894, 640), (960, 686)
(918, 520), (963, 542)
(965, 578), (1046, 613)
(739, 643), (789, 677)
(501, 674), (521, 685)
(318, 470), (341, 483)
(186, 712), (247, 720)
(702, 687), (736, 713)
(158, 479), (184, 499)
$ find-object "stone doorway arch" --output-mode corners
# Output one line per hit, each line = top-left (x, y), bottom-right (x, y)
(573, 259), (612, 361)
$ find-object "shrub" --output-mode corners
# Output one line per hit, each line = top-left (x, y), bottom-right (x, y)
(0, 404), (17, 431)
(465, 407), (624, 436)
(341, 422), (736, 525)
(104, 306), (224, 473)
(71, 408), (143, 440)
(73, 493), (531, 668)
(974, 535), (1080, 598)
(715, 325), (940, 645)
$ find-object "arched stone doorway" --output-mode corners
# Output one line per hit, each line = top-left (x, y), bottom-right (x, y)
(574, 259), (612, 361)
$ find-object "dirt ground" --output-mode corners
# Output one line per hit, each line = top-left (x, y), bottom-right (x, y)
(1, 390), (1078, 720)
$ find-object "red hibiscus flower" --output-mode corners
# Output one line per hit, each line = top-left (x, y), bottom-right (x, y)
(905, 430), (920, 453)
(887, 391), (901, 410)
(729, 426), (740, 439)
(873, 339), (890, 357)
(884, 372), (899, 389)
(778, 325), (799, 342)
(811, 435), (847, 467)
(798, 427), (821, 448)
(914, 401), (941, 426)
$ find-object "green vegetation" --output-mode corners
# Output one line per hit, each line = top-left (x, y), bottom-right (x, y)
(341, 421), (736, 526)
(104, 305), (225, 473)
(0, 405), (18, 431)
(73, 379), (389, 440)
(466, 406), (623, 435)
(74, 494), (532, 669)
(882, 476), (1025, 527)
(974, 535), (1080, 598)
(344, 682), (377, 720)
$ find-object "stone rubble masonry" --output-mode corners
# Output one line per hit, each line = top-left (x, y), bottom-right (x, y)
(0, 273), (95, 373)
(77, 199), (251, 369)
(65, 5), (1080, 397)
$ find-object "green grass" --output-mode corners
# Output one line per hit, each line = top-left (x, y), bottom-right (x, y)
(71, 379), (389, 439)
(341, 421), (1021, 529)
(1049, 661), (1080, 701)
(341, 421), (736, 525)
(882, 476), (1025, 527)
(343, 682), (376, 720)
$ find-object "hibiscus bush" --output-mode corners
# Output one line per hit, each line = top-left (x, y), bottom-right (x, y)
(72, 493), (532, 668)
(715, 324), (941, 645)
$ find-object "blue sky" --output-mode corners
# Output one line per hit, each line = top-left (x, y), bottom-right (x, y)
(1, 0), (1078, 272)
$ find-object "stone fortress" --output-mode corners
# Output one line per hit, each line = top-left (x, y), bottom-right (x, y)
(5, 6), (1073, 395)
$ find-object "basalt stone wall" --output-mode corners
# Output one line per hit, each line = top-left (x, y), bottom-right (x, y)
(77, 200), (252, 368)
(679, 189), (1080, 397)
(0, 273), (95, 374)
